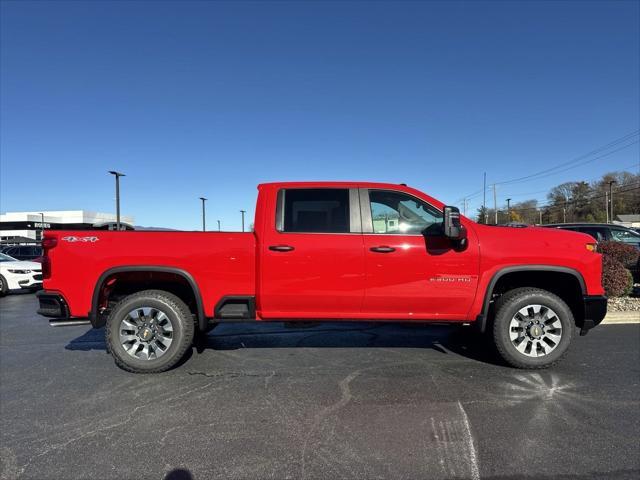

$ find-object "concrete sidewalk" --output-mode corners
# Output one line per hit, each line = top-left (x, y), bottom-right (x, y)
(602, 311), (640, 324)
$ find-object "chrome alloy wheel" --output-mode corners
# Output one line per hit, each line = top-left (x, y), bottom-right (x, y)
(509, 304), (562, 358)
(119, 307), (174, 360)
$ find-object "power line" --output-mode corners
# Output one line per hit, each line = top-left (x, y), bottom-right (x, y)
(496, 140), (638, 186)
(503, 183), (640, 214)
(455, 130), (639, 203)
(463, 159), (640, 211)
(494, 131), (639, 186)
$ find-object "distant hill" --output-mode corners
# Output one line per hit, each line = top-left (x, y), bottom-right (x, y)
(133, 226), (179, 231)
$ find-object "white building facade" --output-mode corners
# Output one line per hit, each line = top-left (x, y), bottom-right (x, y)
(0, 211), (135, 242)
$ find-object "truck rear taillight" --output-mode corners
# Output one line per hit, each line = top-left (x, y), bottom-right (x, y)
(42, 237), (58, 250)
(42, 257), (51, 279)
(41, 236), (58, 279)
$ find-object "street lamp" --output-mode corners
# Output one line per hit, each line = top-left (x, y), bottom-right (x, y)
(240, 210), (246, 232)
(506, 198), (511, 221)
(38, 212), (45, 240)
(608, 180), (617, 224)
(108, 171), (125, 231)
(199, 197), (207, 232)
(217, 220), (221, 232)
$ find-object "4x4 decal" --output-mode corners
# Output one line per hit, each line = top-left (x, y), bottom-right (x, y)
(61, 236), (99, 243)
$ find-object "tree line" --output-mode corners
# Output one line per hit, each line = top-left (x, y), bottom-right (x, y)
(475, 170), (640, 225)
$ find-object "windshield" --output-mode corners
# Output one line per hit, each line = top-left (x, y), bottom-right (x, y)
(0, 253), (17, 262)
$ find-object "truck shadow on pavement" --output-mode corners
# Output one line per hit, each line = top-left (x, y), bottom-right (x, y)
(65, 322), (504, 366)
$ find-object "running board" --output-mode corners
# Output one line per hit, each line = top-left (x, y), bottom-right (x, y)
(49, 319), (92, 327)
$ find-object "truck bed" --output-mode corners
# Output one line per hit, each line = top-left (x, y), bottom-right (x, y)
(44, 231), (256, 318)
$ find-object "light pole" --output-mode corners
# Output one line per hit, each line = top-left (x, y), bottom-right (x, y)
(38, 212), (45, 240)
(217, 220), (221, 232)
(240, 210), (246, 232)
(493, 184), (498, 224)
(482, 172), (487, 224)
(539, 210), (542, 225)
(608, 180), (616, 223)
(506, 198), (511, 221)
(199, 197), (207, 231)
(108, 171), (125, 231)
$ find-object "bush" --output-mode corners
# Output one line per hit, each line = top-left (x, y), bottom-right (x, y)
(598, 241), (639, 268)
(602, 255), (633, 297)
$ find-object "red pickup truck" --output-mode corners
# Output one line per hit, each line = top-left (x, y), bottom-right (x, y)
(37, 182), (607, 373)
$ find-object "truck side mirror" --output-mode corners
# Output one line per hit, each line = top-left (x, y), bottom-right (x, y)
(443, 206), (467, 242)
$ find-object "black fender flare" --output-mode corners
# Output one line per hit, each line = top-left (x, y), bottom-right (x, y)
(476, 265), (586, 333)
(90, 266), (206, 331)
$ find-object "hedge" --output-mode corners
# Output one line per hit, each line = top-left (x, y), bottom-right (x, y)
(602, 255), (633, 297)
(598, 241), (640, 268)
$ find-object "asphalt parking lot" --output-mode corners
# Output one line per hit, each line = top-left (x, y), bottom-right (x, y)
(1, 292), (639, 480)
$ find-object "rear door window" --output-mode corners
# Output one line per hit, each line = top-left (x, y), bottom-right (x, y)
(281, 189), (350, 233)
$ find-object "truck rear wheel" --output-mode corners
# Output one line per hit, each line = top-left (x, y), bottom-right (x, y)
(492, 287), (574, 369)
(106, 290), (194, 373)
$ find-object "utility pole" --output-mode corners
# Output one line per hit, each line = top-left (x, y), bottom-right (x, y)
(506, 198), (512, 221)
(482, 172), (487, 224)
(563, 204), (567, 223)
(608, 180), (616, 223)
(605, 191), (609, 223)
(539, 210), (542, 225)
(217, 220), (221, 232)
(462, 198), (467, 216)
(108, 171), (125, 231)
(493, 184), (498, 224)
(240, 210), (246, 232)
(199, 197), (207, 231)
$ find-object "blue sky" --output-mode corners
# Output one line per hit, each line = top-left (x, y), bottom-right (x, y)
(1, 0), (638, 230)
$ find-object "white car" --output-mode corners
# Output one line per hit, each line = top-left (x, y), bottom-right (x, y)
(0, 253), (43, 295)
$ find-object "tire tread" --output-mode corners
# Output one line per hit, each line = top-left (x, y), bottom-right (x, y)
(106, 289), (194, 374)
(492, 287), (573, 369)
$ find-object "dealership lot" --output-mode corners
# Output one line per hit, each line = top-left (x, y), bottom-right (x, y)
(1, 292), (639, 480)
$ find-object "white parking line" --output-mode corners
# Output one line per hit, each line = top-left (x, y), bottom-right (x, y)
(457, 401), (481, 480)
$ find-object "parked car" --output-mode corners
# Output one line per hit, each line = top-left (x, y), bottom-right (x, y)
(37, 181), (606, 373)
(544, 223), (640, 280)
(0, 245), (43, 261)
(0, 253), (43, 295)
(544, 223), (640, 246)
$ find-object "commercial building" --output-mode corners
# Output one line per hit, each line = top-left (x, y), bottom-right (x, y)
(0, 211), (134, 243)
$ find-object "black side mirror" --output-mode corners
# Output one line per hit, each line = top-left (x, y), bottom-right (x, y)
(443, 206), (467, 242)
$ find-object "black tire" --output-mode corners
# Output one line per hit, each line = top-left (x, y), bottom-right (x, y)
(492, 287), (574, 369)
(106, 290), (194, 373)
(0, 275), (7, 296)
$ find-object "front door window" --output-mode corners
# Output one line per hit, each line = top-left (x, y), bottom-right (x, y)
(369, 190), (442, 234)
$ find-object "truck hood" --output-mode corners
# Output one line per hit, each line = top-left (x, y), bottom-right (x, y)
(470, 223), (597, 256)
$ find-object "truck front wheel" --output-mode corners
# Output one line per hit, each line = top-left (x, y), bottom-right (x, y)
(106, 290), (195, 373)
(492, 287), (574, 369)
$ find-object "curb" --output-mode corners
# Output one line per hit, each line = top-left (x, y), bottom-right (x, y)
(602, 311), (640, 324)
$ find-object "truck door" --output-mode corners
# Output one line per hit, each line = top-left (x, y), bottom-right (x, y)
(259, 187), (365, 318)
(360, 188), (479, 320)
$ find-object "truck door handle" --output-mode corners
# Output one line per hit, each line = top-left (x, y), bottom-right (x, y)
(269, 245), (295, 252)
(370, 246), (395, 253)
